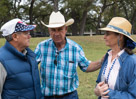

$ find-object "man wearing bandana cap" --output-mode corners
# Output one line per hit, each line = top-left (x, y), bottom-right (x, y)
(0, 18), (43, 99)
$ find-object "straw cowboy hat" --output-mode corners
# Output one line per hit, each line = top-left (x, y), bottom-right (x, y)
(41, 11), (74, 28)
(99, 17), (134, 41)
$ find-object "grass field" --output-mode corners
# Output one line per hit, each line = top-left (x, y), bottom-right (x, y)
(0, 35), (136, 99)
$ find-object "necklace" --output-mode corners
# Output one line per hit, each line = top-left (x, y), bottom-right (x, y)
(102, 58), (117, 83)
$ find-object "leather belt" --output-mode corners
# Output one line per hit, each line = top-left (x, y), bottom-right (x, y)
(44, 91), (74, 98)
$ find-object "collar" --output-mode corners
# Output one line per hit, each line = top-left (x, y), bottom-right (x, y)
(5, 41), (28, 60)
(22, 49), (27, 55)
(107, 49), (129, 64)
(52, 37), (69, 52)
(108, 49), (124, 58)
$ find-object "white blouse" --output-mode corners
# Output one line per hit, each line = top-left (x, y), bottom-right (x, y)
(102, 49), (124, 99)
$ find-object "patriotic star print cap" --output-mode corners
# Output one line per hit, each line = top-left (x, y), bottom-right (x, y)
(1, 18), (36, 36)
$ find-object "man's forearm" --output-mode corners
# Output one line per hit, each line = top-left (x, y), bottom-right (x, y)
(86, 60), (102, 72)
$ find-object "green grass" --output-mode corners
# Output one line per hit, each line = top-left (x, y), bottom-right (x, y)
(1, 35), (136, 99)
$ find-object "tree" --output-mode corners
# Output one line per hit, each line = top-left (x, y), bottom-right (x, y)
(94, 0), (116, 35)
(1, 0), (136, 37)
(0, 0), (13, 26)
(61, 0), (94, 35)
(119, 0), (136, 34)
(79, 0), (93, 35)
(99, 0), (136, 34)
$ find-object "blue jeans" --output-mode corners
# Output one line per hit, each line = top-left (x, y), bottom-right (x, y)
(44, 90), (79, 99)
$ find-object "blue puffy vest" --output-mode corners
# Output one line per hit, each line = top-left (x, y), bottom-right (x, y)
(0, 42), (43, 99)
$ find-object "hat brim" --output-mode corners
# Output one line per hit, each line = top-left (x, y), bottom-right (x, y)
(99, 27), (134, 41)
(43, 23), (65, 28)
(22, 25), (36, 31)
(41, 19), (74, 28)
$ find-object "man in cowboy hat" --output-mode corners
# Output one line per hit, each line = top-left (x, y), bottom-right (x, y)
(35, 11), (103, 99)
(0, 18), (43, 99)
(94, 17), (136, 99)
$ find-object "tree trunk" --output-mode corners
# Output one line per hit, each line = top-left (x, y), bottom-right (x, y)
(79, 10), (87, 35)
(53, 0), (58, 12)
(96, 14), (102, 35)
(79, 1), (92, 35)
(29, 0), (35, 24)
(71, 11), (79, 35)
(71, 22), (78, 36)
(131, 9), (136, 34)
(29, 0), (35, 36)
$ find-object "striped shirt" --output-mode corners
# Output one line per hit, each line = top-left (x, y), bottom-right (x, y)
(34, 38), (91, 96)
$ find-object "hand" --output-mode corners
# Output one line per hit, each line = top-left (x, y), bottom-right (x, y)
(94, 81), (109, 98)
(101, 90), (109, 98)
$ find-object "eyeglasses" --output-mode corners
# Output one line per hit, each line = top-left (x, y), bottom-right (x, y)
(16, 31), (30, 35)
(22, 32), (30, 35)
(54, 52), (59, 66)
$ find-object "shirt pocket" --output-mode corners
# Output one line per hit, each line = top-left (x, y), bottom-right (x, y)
(59, 59), (77, 79)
